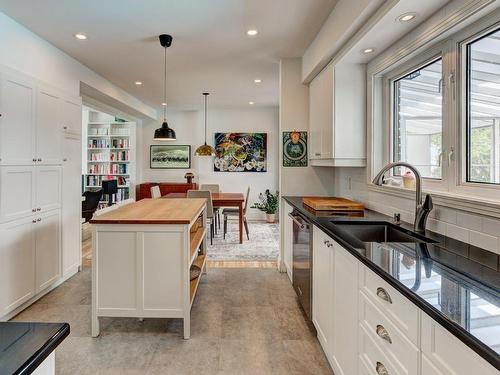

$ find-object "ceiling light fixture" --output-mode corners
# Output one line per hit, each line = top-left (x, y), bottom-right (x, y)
(135, 81), (143, 85)
(74, 33), (87, 40)
(362, 48), (375, 54)
(254, 79), (262, 83)
(161, 102), (167, 106)
(249, 101), (255, 105)
(195, 93), (216, 156)
(247, 29), (258, 36)
(153, 34), (176, 141)
(398, 12), (417, 22)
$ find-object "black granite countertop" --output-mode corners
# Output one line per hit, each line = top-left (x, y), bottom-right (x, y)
(0, 322), (70, 375)
(284, 196), (500, 370)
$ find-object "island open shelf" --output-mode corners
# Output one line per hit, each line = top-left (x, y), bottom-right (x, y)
(89, 198), (208, 339)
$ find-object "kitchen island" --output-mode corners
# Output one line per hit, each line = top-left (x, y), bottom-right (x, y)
(89, 198), (207, 339)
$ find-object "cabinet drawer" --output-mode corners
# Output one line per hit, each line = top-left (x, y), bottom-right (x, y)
(421, 313), (498, 375)
(358, 323), (401, 375)
(359, 292), (419, 375)
(360, 265), (419, 344)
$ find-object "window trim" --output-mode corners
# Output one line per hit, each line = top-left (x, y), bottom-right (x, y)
(373, 12), (500, 204)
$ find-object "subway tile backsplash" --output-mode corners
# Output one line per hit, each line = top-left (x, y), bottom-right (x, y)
(334, 168), (500, 256)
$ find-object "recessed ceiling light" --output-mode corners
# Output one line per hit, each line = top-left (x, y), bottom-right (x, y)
(74, 33), (87, 40)
(135, 81), (143, 86)
(362, 48), (375, 54)
(254, 79), (262, 83)
(247, 29), (258, 36)
(249, 101), (255, 105)
(398, 12), (417, 22)
(161, 102), (167, 106)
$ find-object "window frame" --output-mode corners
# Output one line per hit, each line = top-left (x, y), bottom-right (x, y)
(377, 16), (500, 202)
(457, 20), (500, 197)
(384, 43), (450, 193)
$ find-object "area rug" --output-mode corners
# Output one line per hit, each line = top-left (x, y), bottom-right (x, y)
(206, 220), (279, 261)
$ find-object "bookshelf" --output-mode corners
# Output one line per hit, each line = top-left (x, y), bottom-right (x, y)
(83, 109), (136, 210)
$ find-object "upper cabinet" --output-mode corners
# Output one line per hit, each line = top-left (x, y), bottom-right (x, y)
(308, 63), (366, 167)
(0, 70), (69, 166)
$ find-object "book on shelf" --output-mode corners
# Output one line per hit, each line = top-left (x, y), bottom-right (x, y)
(88, 139), (110, 148)
(86, 175), (129, 187)
(111, 138), (129, 148)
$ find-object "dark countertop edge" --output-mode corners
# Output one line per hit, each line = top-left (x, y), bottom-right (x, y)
(283, 196), (500, 371)
(14, 323), (70, 375)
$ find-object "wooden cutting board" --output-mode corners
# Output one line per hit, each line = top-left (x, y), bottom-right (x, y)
(303, 197), (364, 211)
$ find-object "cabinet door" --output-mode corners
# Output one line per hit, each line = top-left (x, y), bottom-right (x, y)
(60, 96), (82, 134)
(36, 87), (62, 165)
(35, 166), (62, 212)
(61, 133), (82, 276)
(312, 227), (333, 357)
(0, 217), (35, 315)
(283, 202), (293, 281)
(308, 66), (333, 159)
(0, 72), (36, 165)
(331, 241), (359, 375)
(35, 210), (61, 292)
(0, 166), (36, 223)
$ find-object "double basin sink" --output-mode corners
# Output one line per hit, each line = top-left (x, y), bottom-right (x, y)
(330, 220), (437, 244)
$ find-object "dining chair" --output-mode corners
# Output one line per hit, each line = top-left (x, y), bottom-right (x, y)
(187, 190), (215, 245)
(200, 184), (221, 233)
(151, 185), (161, 199)
(223, 186), (250, 240)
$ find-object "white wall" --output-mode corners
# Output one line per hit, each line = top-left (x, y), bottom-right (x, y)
(279, 58), (335, 196)
(0, 12), (156, 119)
(138, 107), (279, 220)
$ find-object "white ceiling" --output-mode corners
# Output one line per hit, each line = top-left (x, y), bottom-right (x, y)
(0, 0), (336, 112)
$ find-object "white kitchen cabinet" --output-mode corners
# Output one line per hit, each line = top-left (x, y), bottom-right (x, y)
(61, 104), (82, 277)
(282, 200), (293, 281)
(331, 240), (359, 375)
(36, 86), (62, 165)
(421, 313), (498, 375)
(312, 226), (333, 356)
(0, 165), (61, 223)
(308, 63), (366, 167)
(35, 210), (61, 293)
(35, 166), (62, 213)
(0, 71), (36, 166)
(0, 166), (36, 222)
(0, 216), (35, 316)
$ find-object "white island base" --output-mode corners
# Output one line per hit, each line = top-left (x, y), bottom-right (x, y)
(90, 198), (207, 339)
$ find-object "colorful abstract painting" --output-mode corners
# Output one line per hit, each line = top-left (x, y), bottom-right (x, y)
(214, 133), (267, 172)
(283, 131), (307, 167)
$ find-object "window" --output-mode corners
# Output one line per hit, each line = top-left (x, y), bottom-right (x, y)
(466, 28), (500, 185)
(393, 59), (443, 179)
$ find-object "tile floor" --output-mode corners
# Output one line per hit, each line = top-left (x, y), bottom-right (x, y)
(13, 266), (333, 374)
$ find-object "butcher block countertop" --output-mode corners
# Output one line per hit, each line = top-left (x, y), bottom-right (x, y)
(89, 198), (206, 225)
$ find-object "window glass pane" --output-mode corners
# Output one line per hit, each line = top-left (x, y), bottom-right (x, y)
(394, 59), (443, 179)
(467, 28), (500, 184)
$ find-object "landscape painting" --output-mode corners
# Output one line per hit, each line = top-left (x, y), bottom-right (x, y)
(214, 132), (267, 172)
(150, 145), (191, 169)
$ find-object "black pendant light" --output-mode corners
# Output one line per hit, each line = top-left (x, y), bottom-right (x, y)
(195, 93), (215, 156)
(154, 34), (176, 141)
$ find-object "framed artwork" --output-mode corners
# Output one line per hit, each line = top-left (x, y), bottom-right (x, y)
(214, 132), (267, 172)
(150, 145), (191, 169)
(283, 131), (307, 167)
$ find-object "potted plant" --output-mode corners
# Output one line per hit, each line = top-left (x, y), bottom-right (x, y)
(251, 189), (279, 223)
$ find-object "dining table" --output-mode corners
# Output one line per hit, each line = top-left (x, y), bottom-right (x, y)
(163, 192), (246, 244)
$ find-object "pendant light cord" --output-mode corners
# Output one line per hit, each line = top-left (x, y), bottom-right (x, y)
(204, 94), (208, 144)
(163, 46), (167, 121)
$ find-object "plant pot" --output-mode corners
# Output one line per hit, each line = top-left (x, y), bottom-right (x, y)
(266, 213), (276, 223)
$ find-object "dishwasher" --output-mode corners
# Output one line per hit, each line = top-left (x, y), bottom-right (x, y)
(289, 209), (313, 320)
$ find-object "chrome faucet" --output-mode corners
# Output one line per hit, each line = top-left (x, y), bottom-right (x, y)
(372, 162), (433, 233)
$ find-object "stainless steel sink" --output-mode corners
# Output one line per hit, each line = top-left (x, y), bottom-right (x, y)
(331, 221), (437, 243)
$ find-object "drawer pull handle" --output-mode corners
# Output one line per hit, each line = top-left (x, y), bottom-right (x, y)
(376, 361), (389, 375)
(376, 287), (392, 304)
(376, 325), (392, 344)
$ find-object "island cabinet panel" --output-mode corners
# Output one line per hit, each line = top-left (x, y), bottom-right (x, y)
(96, 231), (138, 310)
(143, 231), (183, 311)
